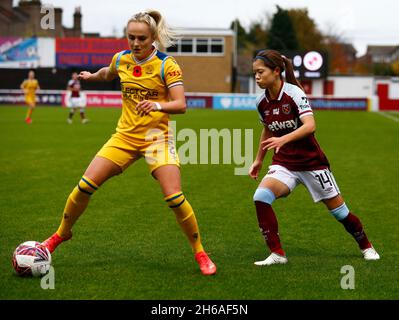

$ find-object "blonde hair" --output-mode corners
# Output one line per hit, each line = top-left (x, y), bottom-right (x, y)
(127, 10), (176, 48)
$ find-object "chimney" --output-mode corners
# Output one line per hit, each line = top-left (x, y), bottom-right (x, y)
(1, 0), (14, 10)
(73, 6), (82, 34)
(18, 0), (42, 36)
(54, 7), (63, 37)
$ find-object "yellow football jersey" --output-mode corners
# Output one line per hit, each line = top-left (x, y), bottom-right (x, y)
(22, 79), (39, 98)
(109, 48), (183, 141)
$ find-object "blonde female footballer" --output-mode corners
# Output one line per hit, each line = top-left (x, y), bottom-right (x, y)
(42, 10), (216, 276)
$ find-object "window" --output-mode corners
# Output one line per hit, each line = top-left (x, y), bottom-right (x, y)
(165, 37), (224, 55)
(181, 39), (193, 53)
(167, 45), (178, 53)
(196, 39), (208, 53)
(210, 38), (223, 53)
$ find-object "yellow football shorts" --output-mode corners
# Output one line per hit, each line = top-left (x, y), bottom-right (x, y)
(96, 132), (180, 173)
(25, 95), (36, 106)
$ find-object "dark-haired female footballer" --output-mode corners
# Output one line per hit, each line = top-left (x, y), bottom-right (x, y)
(42, 10), (216, 276)
(249, 49), (380, 266)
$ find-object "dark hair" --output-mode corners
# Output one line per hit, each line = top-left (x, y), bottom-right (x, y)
(254, 49), (303, 90)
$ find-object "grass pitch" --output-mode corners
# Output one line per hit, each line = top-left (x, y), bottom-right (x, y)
(0, 106), (398, 300)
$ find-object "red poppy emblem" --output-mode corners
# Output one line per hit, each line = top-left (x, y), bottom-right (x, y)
(133, 66), (142, 77)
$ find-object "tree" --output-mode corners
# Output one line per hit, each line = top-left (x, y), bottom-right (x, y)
(326, 41), (351, 74)
(373, 63), (394, 76)
(287, 8), (325, 51)
(266, 5), (298, 50)
(352, 57), (372, 75)
(323, 23), (356, 74)
(247, 22), (268, 49)
(230, 19), (248, 51)
(391, 59), (399, 76)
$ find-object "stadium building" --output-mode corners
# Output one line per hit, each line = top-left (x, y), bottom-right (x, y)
(164, 28), (235, 93)
(0, 0), (236, 94)
(0, 0), (99, 38)
(0, 0), (398, 111)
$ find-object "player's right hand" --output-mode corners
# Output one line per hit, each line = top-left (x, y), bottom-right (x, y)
(78, 71), (92, 80)
(249, 160), (262, 180)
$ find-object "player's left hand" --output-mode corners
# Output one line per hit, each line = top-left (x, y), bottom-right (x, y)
(78, 71), (92, 80)
(136, 100), (156, 116)
(261, 136), (287, 154)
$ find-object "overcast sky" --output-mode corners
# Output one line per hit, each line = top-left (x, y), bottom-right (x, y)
(28, 0), (399, 56)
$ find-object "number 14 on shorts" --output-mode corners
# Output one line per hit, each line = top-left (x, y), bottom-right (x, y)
(315, 171), (334, 191)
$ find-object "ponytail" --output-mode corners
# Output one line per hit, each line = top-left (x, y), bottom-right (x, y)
(127, 10), (176, 48)
(281, 55), (303, 91)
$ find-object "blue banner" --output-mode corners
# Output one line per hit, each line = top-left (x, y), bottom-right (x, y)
(213, 95), (257, 110)
(0, 91), (62, 106)
(0, 37), (39, 68)
(310, 98), (368, 110)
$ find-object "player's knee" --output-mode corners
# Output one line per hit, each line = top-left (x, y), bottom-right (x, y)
(76, 176), (99, 196)
(329, 203), (349, 220)
(253, 187), (276, 205)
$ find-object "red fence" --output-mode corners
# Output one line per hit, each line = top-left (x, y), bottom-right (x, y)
(377, 84), (399, 111)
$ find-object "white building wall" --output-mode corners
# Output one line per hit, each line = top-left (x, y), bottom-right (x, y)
(38, 38), (55, 67)
(311, 79), (323, 96)
(328, 76), (374, 97)
(388, 82), (399, 99)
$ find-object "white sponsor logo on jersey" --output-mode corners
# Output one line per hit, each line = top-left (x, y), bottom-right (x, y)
(267, 118), (298, 132)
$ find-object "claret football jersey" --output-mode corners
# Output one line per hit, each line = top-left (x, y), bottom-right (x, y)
(68, 79), (81, 98)
(109, 48), (183, 141)
(256, 81), (330, 171)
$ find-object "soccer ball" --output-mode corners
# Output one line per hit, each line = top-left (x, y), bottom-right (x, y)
(12, 241), (52, 277)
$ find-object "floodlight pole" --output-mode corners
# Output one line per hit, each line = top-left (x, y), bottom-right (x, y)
(233, 18), (238, 93)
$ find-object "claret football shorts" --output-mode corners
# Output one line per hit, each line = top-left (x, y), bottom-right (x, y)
(263, 164), (340, 202)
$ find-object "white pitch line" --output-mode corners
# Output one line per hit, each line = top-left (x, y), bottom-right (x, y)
(377, 112), (399, 123)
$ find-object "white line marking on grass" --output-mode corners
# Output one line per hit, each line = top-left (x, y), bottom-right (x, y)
(377, 112), (399, 123)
